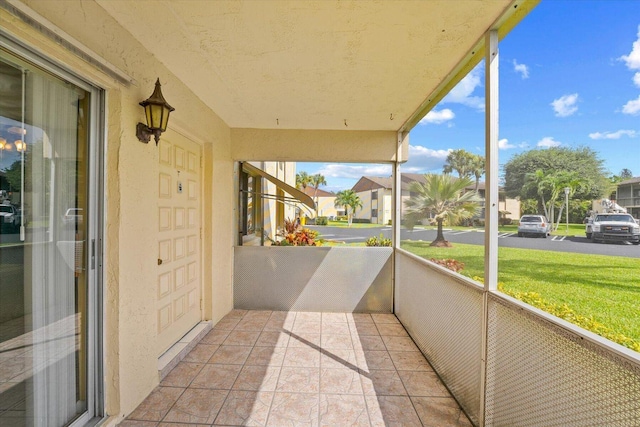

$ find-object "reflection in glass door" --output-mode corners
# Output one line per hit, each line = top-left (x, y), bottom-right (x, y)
(0, 44), (100, 426)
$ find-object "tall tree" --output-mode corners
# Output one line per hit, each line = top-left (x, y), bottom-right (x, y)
(2, 160), (22, 192)
(404, 174), (481, 247)
(620, 168), (633, 179)
(503, 147), (608, 201)
(296, 171), (310, 191)
(523, 169), (552, 218)
(470, 154), (485, 191)
(334, 189), (362, 227)
(443, 149), (475, 178)
(523, 169), (585, 225)
(309, 173), (327, 217)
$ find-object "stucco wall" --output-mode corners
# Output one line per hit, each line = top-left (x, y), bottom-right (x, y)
(2, 1), (234, 423)
(354, 188), (392, 224)
(231, 128), (408, 162)
(316, 196), (339, 218)
(500, 198), (521, 220)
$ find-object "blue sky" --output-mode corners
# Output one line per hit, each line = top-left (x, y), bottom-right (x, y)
(300, 0), (640, 193)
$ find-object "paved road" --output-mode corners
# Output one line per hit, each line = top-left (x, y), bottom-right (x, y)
(309, 226), (640, 259)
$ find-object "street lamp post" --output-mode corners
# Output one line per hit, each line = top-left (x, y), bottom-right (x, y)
(564, 187), (570, 233)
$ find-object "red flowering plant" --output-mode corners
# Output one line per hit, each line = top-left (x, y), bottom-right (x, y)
(272, 218), (323, 246)
(429, 258), (464, 273)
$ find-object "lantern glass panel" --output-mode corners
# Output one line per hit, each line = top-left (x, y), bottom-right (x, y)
(149, 104), (163, 129)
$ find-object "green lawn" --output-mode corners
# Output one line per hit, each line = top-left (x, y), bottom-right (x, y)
(401, 240), (640, 348)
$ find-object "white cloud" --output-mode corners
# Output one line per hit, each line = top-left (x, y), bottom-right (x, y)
(442, 64), (484, 110)
(513, 60), (529, 79)
(419, 108), (455, 125)
(317, 163), (392, 180)
(537, 137), (561, 148)
(498, 138), (515, 149)
(622, 95), (640, 115)
(551, 93), (579, 117)
(402, 145), (452, 173)
(588, 129), (637, 140)
(620, 25), (640, 71)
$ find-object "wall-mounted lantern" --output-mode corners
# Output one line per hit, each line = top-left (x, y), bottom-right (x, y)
(136, 78), (175, 145)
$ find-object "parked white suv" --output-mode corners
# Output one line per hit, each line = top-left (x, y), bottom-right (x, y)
(517, 215), (551, 238)
(0, 203), (20, 232)
(586, 213), (640, 245)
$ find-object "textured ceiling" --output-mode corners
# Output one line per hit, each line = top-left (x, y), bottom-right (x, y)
(97, 0), (516, 131)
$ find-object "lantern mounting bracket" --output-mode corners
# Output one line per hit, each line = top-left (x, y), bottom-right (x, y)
(136, 122), (154, 144)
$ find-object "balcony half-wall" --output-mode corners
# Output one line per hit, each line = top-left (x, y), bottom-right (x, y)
(234, 246), (392, 312)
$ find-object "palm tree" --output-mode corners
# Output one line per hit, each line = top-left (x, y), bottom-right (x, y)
(404, 174), (481, 247)
(523, 169), (552, 219)
(443, 149), (475, 178)
(309, 173), (327, 217)
(470, 154), (485, 191)
(296, 171), (310, 191)
(524, 169), (586, 226)
(334, 189), (362, 226)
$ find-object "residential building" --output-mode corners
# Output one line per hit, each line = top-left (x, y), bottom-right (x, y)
(0, 2), (636, 427)
(301, 186), (339, 219)
(351, 176), (394, 224)
(352, 174), (520, 224)
(617, 177), (640, 219)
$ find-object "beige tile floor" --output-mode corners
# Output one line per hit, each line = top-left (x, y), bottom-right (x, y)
(121, 310), (472, 427)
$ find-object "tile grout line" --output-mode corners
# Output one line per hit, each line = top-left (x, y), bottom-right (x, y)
(263, 310), (295, 427)
(210, 309), (250, 426)
(347, 312), (376, 427)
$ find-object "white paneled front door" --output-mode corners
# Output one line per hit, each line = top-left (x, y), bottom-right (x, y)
(157, 130), (202, 355)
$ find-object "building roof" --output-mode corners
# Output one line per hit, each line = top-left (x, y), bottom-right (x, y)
(301, 186), (336, 198)
(619, 177), (640, 185)
(95, 1), (533, 131)
(353, 173), (490, 193)
(352, 176), (393, 192)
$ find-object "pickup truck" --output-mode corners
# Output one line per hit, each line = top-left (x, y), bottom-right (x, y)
(586, 213), (640, 245)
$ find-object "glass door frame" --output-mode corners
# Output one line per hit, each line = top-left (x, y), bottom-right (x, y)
(0, 31), (105, 426)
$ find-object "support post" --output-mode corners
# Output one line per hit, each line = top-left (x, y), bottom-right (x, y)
(480, 29), (499, 427)
(392, 131), (405, 314)
(484, 30), (500, 292)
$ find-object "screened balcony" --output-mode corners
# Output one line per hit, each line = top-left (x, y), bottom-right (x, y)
(122, 241), (640, 426)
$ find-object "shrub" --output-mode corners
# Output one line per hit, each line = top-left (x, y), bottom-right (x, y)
(272, 218), (323, 246)
(352, 218), (371, 224)
(315, 216), (328, 225)
(429, 258), (465, 272)
(471, 276), (640, 353)
(276, 227), (322, 246)
(365, 234), (392, 247)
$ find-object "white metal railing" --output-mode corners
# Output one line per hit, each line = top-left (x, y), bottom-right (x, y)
(395, 248), (484, 425)
(394, 248), (640, 426)
(617, 197), (640, 207)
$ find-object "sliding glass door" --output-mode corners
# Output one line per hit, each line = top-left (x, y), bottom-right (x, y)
(0, 41), (102, 426)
